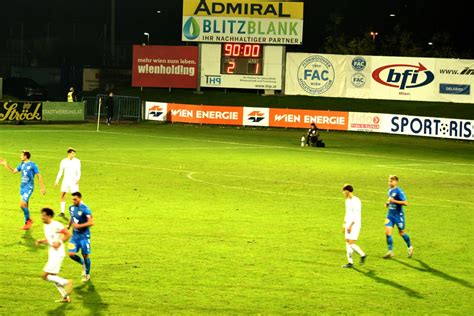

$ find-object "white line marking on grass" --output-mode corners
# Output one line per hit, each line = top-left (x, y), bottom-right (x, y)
(2, 128), (473, 167)
(375, 166), (474, 176)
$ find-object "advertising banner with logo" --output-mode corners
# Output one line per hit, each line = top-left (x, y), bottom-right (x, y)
(43, 102), (85, 121)
(0, 102), (42, 122)
(243, 107), (270, 126)
(83, 68), (131, 92)
(435, 59), (474, 103)
(285, 53), (347, 97)
(348, 112), (385, 133)
(200, 44), (283, 90)
(286, 53), (473, 103)
(269, 108), (349, 130)
(169, 103), (243, 125)
(145, 102), (168, 121)
(132, 45), (198, 89)
(182, 0), (304, 45)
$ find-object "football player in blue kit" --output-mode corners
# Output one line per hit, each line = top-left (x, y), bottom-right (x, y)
(67, 192), (94, 282)
(383, 175), (414, 259)
(0, 151), (46, 230)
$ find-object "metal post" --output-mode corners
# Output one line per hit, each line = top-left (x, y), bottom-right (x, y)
(111, 0), (116, 62)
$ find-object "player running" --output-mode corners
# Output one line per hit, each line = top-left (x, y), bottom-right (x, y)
(35, 208), (73, 303)
(341, 184), (367, 268)
(383, 175), (414, 259)
(67, 192), (94, 282)
(55, 148), (81, 219)
(0, 151), (46, 230)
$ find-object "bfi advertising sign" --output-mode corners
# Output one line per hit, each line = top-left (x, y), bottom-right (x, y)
(132, 45), (198, 89)
(182, 0), (304, 45)
(0, 102), (42, 122)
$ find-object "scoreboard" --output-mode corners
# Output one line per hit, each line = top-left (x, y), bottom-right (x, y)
(201, 43), (284, 90)
(220, 43), (263, 76)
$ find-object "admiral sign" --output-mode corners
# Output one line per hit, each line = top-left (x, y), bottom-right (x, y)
(182, 0), (304, 45)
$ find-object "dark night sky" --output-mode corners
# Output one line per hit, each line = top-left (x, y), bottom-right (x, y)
(1, 0), (472, 57)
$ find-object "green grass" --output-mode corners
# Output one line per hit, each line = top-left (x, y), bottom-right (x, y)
(0, 122), (473, 315)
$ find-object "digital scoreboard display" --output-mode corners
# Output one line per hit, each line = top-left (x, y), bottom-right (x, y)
(220, 43), (263, 76)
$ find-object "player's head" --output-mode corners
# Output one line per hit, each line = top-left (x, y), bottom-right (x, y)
(310, 123), (317, 129)
(69, 87), (74, 92)
(388, 175), (399, 188)
(40, 207), (54, 224)
(342, 184), (354, 198)
(72, 192), (82, 206)
(67, 147), (76, 159)
(21, 150), (31, 161)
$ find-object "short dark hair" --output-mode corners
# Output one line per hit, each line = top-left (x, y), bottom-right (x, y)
(72, 192), (82, 198)
(67, 147), (76, 153)
(310, 123), (316, 127)
(41, 207), (54, 217)
(389, 175), (399, 181)
(342, 184), (354, 192)
(22, 150), (31, 159)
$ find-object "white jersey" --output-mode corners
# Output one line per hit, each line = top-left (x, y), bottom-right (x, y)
(43, 220), (66, 254)
(344, 196), (362, 228)
(55, 157), (81, 184)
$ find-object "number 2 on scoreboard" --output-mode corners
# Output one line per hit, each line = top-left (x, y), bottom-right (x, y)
(227, 61), (236, 74)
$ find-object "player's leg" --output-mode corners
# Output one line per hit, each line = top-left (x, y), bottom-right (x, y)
(383, 217), (395, 258)
(343, 239), (354, 268)
(397, 220), (414, 258)
(68, 236), (85, 266)
(81, 238), (92, 281)
(19, 195), (33, 230)
(43, 256), (72, 302)
(348, 237), (367, 265)
(59, 191), (67, 217)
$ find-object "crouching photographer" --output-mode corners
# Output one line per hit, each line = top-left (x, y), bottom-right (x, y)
(301, 123), (325, 147)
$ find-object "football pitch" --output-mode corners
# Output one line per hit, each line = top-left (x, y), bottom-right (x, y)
(0, 122), (473, 314)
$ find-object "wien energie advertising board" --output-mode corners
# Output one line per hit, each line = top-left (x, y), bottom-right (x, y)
(182, 0), (304, 45)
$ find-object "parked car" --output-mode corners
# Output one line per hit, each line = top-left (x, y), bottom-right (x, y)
(3, 77), (48, 100)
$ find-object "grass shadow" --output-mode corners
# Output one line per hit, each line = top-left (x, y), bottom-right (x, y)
(20, 230), (39, 252)
(74, 282), (108, 315)
(353, 268), (424, 299)
(392, 259), (474, 289)
(46, 303), (70, 316)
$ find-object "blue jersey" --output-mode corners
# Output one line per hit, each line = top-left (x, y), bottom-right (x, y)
(387, 187), (407, 216)
(69, 202), (93, 238)
(16, 161), (39, 192)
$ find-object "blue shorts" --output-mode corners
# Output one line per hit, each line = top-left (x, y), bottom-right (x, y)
(20, 188), (33, 202)
(68, 234), (91, 255)
(385, 213), (406, 231)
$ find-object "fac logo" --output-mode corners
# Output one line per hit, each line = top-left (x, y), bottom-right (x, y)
(297, 55), (335, 95)
(372, 63), (434, 90)
(148, 105), (164, 118)
(247, 111), (265, 123)
(351, 57), (367, 71)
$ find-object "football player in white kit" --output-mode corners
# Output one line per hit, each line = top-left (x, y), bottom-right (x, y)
(55, 148), (81, 219)
(342, 184), (367, 268)
(36, 207), (73, 303)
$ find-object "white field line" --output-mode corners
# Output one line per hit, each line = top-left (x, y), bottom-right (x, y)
(1, 128), (473, 167)
(374, 165), (474, 177)
(0, 149), (471, 207)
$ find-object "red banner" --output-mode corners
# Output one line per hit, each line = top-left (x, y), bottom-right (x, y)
(168, 103), (243, 125)
(132, 45), (198, 89)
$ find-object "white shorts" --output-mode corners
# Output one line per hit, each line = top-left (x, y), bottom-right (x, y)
(345, 225), (361, 240)
(61, 181), (79, 194)
(44, 250), (65, 274)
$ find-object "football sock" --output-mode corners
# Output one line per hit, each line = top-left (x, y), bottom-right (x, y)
(351, 244), (366, 257)
(60, 202), (66, 213)
(84, 257), (91, 275)
(46, 274), (68, 286)
(70, 255), (84, 265)
(21, 207), (30, 222)
(402, 233), (411, 247)
(346, 243), (354, 264)
(386, 235), (393, 251)
(54, 283), (67, 297)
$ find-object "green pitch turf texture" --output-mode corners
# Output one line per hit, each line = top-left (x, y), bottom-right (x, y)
(0, 123), (473, 315)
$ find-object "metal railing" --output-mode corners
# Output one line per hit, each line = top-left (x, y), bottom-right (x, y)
(82, 94), (141, 121)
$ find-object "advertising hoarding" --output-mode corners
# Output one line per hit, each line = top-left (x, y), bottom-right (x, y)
(132, 45), (199, 89)
(182, 0), (304, 45)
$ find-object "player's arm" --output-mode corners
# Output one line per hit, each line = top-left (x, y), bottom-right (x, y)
(36, 173), (46, 195)
(0, 158), (19, 174)
(55, 161), (64, 187)
(76, 160), (81, 184)
(389, 198), (408, 206)
(72, 215), (94, 229)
